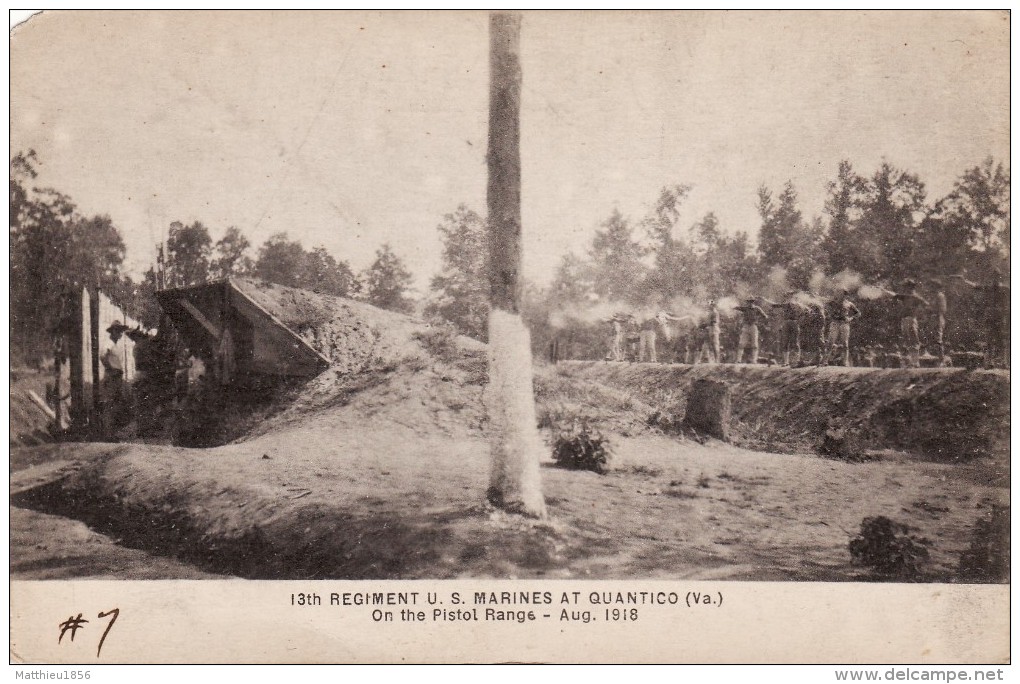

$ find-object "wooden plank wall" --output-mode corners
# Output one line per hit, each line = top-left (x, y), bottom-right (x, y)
(66, 287), (145, 436)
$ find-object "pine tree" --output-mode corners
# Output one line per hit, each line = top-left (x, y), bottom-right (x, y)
(362, 243), (415, 313)
(211, 226), (253, 280)
(589, 208), (649, 304)
(426, 205), (489, 339)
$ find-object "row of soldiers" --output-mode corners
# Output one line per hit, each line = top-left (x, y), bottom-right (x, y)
(604, 272), (1008, 368)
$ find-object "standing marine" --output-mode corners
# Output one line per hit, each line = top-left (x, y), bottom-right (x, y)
(824, 290), (862, 367)
(735, 298), (769, 364)
(892, 279), (930, 368)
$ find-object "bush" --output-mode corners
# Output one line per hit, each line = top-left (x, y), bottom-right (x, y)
(647, 410), (684, 435)
(552, 425), (613, 474)
(849, 516), (932, 580)
(958, 505), (1010, 582)
(819, 423), (871, 462)
(412, 325), (460, 363)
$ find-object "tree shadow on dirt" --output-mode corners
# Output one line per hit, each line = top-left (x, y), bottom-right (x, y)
(12, 480), (485, 579)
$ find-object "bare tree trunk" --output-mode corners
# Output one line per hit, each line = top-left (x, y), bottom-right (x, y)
(485, 12), (547, 519)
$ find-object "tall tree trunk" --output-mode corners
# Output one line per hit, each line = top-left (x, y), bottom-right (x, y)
(485, 12), (546, 519)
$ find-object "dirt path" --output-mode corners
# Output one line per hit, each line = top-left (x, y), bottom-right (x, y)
(10, 443), (223, 579)
(10, 506), (222, 579)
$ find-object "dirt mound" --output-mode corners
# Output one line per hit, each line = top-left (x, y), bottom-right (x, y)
(208, 283), (651, 448)
(175, 281), (494, 445)
(557, 362), (1010, 465)
(10, 369), (59, 447)
(232, 278), (427, 374)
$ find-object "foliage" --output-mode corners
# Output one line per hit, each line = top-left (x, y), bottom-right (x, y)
(253, 233), (358, 297)
(304, 246), (359, 297)
(642, 184), (697, 302)
(552, 423), (613, 474)
(945, 158), (1010, 254)
(10, 151), (129, 363)
(854, 163), (927, 279)
(411, 325), (460, 364)
(756, 181), (823, 288)
(589, 208), (649, 304)
(361, 243), (415, 314)
(164, 221), (213, 288)
(646, 410), (685, 435)
(211, 226), (254, 280)
(821, 160), (866, 275)
(425, 205), (489, 340)
(254, 233), (308, 289)
(848, 516), (932, 580)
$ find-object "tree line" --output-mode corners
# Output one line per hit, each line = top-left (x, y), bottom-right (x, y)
(425, 158), (1009, 357)
(133, 221), (415, 324)
(10, 150), (1009, 365)
(10, 149), (416, 364)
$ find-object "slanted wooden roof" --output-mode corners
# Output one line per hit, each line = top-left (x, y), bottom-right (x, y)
(156, 279), (329, 379)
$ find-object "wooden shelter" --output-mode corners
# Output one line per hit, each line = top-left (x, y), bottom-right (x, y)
(155, 278), (329, 386)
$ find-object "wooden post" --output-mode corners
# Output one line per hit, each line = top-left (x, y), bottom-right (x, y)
(488, 12), (524, 314)
(89, 284), (102, 439)
(683, 378), (732, 442)
(485, 12), (546, 518)
(53, 337), (62, 432)
(68, 288), (87, 434)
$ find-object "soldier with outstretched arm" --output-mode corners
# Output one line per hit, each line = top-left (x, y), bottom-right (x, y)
(770, 292), (823, 367)
(735, 298), (769, 364)
(892, 279), (930, 368)
(706, 299), (721, 363)
(606, 312), (631, 362)
(954, 269), (1010, 368)
(636, 311), (691, 363)
(824, 290), (861, 367)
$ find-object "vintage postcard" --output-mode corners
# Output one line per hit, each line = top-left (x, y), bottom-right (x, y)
(9, 10), (1010, 666)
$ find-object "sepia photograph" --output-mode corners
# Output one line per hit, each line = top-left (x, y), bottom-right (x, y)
(9, 9), (1010, 665)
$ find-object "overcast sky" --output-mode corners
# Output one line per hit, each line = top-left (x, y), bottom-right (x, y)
(10, 10), (1009, 291)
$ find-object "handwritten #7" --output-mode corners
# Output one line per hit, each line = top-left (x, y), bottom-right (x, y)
(58, 608), (120, 657)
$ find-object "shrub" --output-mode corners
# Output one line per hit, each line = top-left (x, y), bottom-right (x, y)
(412, 326), (460, 363)
(958, 505), (1010, 582)
(552, 425), (613, 474)
(819, 424), (871, 462)
(848, 516), (932, 580)
(646, 410), (684, 435)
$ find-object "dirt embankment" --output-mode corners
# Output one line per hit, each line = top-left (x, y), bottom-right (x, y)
(557, 362), (1010, 466)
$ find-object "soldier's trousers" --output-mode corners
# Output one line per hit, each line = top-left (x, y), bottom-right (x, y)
(736, 324), (759, 364)
(638, 330), (657, 363)
(936, 315), (946, 363)
(826, 321), (851, 366)
(900, 316), (920, 367)
(610, 333), (624, 361)
(780, 320), (801, 366)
